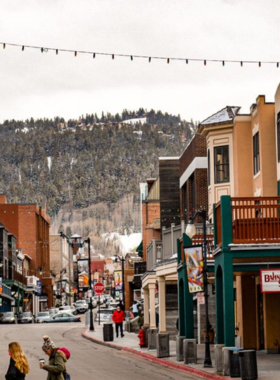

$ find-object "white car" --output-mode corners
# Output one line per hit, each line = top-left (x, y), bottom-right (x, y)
(74, 300), (88, 313)
(58, 305), (77, 315)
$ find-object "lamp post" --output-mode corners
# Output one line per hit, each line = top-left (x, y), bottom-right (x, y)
(114, 255), (125, 310)
(84, 238), (94, 331)
(185, 209), (212, 368)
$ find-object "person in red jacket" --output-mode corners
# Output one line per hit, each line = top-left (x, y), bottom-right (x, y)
(112, 305), (126, 338)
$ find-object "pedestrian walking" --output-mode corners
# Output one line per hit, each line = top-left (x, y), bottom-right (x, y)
(137, 310), (144, 329)
(40, 335), (68, 380)
(132, 301), (139, 317)
(5, 342), (29, 380)
(112, 305), (126, 338)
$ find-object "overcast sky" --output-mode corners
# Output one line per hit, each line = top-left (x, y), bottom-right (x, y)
(1, 0), (280, 123)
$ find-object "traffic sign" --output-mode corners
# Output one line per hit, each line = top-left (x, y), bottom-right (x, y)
(93, 282), (105, 295)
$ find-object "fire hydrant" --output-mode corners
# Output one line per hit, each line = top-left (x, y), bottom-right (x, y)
(137, 328), (145, 348)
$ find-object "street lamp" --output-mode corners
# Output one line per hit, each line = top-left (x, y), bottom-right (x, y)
(84, 238), (94, 331)
(60, 232), (94, 331)
(185, 209), (212, 368)
(114, 255), (125, 310)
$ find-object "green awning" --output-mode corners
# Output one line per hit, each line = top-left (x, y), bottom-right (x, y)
(136, 240), (143, 258)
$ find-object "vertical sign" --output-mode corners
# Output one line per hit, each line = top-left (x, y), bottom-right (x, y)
(0, 277), (2, 294)
(37, 280), (42, 296)
(184, 246), (204, 293)
(114, 270), (122, 291)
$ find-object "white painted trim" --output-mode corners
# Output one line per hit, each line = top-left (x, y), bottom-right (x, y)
(180, 157), (208, 188)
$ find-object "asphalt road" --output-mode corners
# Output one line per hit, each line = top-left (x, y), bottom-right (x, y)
(0, 319), (198, 380)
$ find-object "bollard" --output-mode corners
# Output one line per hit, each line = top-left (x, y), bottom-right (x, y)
(183, 339), (197, 364)
(214, 344), (225, 373)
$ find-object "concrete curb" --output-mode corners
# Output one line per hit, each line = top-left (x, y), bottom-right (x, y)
(82, 329), (225, 380)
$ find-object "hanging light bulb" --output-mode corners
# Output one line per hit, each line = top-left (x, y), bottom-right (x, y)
(277, 62), (279, 68)
(93, 53), (95, 58)
(204, 60), (206, 66)
(130, 55), (133, 61)
(41, 48), (44, 53)
(74, 51), (77, 57)
(240, 61), (243, 67)
(167, 58), (170, 64)
(186, 59), (188, 64)
(222, 60), (225, 66)
(259, 62), (261, 67)
(3, 43), (6, 49)
(149, 57), (151, 63)
(22, 46), (24, 51)
(112, 54), (114, 60)
(56, 49), (58, 55)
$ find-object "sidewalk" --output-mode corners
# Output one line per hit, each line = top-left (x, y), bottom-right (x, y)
(82, 323), (280, 380)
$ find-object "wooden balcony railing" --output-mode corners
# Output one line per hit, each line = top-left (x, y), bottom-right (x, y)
(191, 235), (214, 260)
(231, 197), (280, 243)
(215, 197), (280, 245)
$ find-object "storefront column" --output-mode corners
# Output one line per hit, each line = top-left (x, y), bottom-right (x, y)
(143, 288), (149, 326)
(149, 283), (156, 329)
(158, 276), (166, 333)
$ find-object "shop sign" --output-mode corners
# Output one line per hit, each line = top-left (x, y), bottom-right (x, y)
(0, 277), (2, 294)
(197, 293), (205, 305)
(37, 280), (42, 296)
(260, 269), (280, 293)
(27, 276), (38, 287)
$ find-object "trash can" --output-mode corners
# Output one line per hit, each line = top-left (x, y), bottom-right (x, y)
(239, 350), (258, 380)
(103, 323), (113, 342)
(229, 348), (241, 377)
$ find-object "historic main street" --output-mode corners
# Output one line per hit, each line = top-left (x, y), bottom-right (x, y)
(0, 322), (198, 380)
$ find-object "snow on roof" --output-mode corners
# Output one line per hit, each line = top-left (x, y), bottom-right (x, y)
(200, 106), (240, 126)
(103, 232), (142, 255)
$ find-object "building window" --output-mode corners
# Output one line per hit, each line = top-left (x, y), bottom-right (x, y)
(207, 149), (211, 186)
(277, 112), (280, 162)
(253, 132), (260, 175)
(214, 145), (229, 183)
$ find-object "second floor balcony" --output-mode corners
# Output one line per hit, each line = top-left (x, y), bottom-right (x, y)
(215, 196), (280, 246)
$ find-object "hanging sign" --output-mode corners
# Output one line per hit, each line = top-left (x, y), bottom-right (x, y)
(260, 269), (280, 293)
(184, 246), (204, 293)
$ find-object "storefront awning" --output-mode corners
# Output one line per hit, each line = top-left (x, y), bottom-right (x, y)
(136, 240), (143, 258)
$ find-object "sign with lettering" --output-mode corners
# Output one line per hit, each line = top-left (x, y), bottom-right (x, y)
(93, 282), (105, 295)
(260, 269), (280, 293)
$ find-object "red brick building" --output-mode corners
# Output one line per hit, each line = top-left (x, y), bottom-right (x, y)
(0, 194), (53, 309)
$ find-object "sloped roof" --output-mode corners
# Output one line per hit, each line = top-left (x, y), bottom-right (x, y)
(200, 106), (241, 126)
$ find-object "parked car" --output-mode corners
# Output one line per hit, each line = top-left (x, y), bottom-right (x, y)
(35, 311), (52, 323)
(49, 307), (59, 315)
(44, 312), (81, 323)
(94, 308), (114, 323)
(18, 311), (34, 324)
(0, 312), (17, 324)
(58, 306), (77, 315)
(74, 300), (88, 313)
